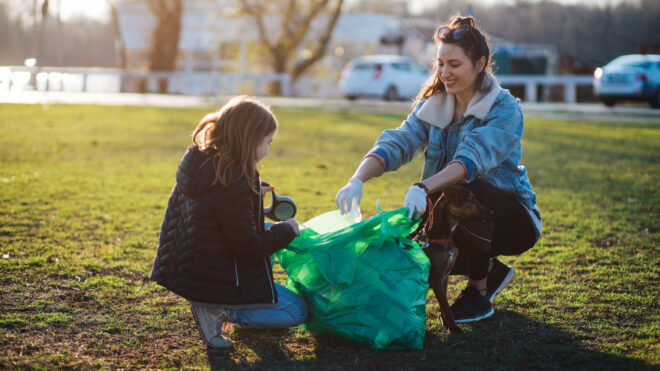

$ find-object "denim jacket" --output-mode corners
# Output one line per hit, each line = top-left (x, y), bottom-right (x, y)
(369, 73), (542, 238)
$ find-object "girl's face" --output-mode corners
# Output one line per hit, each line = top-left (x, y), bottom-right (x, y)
(436, 43), (485, 98)
(255, 130), (275, 163)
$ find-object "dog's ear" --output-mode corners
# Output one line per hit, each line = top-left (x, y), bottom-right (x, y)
(465, 187), (494, 222)
(444, 185), (479, 220)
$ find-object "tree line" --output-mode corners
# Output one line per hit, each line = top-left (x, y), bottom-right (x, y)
(0, 0), (117, 67)
(424, 0), (660, 67)
(1, 0), (658, 72)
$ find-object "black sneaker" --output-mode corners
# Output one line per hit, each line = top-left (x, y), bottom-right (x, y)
(486, 259), (514, 303)
(450, 286), (494, 323)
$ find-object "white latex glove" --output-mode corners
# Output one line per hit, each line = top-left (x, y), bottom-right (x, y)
(335, 179), (363, 214)
(404, 184), (427, 219)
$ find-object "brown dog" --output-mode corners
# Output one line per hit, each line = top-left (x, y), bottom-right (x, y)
(413, 184), (494, 333)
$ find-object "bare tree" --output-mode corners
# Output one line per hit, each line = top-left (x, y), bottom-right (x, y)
(107, 0), (126, 69)
(239, 0), (344, 95)
(37, 0), (48, 64)
(144, 0), (182, 93)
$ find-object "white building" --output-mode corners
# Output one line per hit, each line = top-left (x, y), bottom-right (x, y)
(117, 0), (426, 97)
(116, 1), (558, 97)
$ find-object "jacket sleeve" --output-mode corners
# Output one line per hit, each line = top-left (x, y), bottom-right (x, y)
(367, 101), (429, 172)
(452, 97), (523, 182)
(215, 181), (296, 264)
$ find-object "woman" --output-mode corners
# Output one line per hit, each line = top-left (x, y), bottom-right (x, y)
(335, 16), (541, 323)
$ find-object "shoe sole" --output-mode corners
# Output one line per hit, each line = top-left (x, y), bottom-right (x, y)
(489, 266), (514, 303)
(455, 307), (495, 323)
(190, 306), (232, 349)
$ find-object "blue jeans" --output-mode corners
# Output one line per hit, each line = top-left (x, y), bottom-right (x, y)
(189, 282), (308, 329)
(188, 222), (306, 328)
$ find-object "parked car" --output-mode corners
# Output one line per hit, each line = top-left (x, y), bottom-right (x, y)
(593, 54), (660, 108)
(339, 55), (429, 101)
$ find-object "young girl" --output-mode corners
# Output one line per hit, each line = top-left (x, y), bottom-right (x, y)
(151, 96), (307, 349)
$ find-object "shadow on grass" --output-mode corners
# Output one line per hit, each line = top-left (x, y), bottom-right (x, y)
(202, 311), (654, 370)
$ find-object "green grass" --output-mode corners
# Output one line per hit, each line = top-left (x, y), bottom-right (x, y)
(0, 103), (658, 369)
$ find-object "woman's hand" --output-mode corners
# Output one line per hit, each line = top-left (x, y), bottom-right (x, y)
(404, 184), (428, 219)
(283, 218), (300, 236)
(335, 179), (363, 214)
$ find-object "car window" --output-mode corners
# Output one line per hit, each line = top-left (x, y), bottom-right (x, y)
(353, 63), (382, 71)
(609, 59), (651, 69)
(623, 62), (651, 69)
(391, 62), (412, 71)
(411, 63), (428, 74)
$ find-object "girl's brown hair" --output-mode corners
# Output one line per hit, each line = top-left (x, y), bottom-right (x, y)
(414, 15), (493, 104)
(192, 96), (277, 191)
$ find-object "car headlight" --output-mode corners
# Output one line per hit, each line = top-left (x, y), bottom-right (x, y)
(594, 68), (603, 80)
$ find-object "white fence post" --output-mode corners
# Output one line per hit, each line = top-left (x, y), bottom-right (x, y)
(525, 81), (537, 102)
(564, 81), (576, 103)
(280, 73), (291, 97)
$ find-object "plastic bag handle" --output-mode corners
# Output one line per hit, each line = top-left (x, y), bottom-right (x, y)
(425, 196), (435, 230)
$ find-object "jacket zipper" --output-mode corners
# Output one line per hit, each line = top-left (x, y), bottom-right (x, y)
(233, 259), (240, 287)
(265, 259), (276, 303)
(258, 182), (276, 303)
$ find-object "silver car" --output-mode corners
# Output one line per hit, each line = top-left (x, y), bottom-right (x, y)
(593, 54), (660, 108)
(339, 55), (429, 101)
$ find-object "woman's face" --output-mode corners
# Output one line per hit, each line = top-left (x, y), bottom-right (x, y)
(436, 43), (485, 97)
(255, 130), (275, 163)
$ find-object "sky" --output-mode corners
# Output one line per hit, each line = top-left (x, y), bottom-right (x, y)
(10, 0), (627, 23)
(59, 0), (111, 21)
(4, 0), (111, 23)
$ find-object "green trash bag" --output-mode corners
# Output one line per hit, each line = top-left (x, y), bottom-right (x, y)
(276, 207), (430, 350)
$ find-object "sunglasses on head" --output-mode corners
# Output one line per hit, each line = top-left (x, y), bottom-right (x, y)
(437, 26), (476, 42)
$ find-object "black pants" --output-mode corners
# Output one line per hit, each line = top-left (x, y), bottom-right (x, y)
(427, 180), (538, 281)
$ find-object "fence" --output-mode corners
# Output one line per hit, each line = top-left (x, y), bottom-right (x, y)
(497, 74), (594, 103)
(0, 66), (594, 102)
(0, 66), (291, 97)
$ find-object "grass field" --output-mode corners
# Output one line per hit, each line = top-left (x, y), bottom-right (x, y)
(0, 103), (658, 369)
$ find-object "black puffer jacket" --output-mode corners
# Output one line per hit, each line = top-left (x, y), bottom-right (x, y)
(151, 145), (296, 305)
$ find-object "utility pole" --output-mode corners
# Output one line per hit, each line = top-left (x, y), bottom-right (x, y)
(56, 0), (63, 65)
(40, 0), (48, 64)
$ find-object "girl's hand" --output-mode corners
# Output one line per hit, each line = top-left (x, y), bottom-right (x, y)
(283, 218), (300, 236)
(260, 183), (274, 197)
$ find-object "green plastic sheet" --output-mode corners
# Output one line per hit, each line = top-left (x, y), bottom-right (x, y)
(276, 207), (430, 349)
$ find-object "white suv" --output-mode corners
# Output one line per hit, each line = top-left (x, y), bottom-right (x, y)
(593, 54), (660, 108)
(339, 55), (429, 101)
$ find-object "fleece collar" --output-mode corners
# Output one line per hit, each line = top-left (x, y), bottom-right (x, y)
(416, 72), (502, 129)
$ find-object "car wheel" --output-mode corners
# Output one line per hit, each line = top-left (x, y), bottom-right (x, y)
(651, 90), (660, 109)
(602, 99), (616, 107)
(384, 86), (398, 101)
